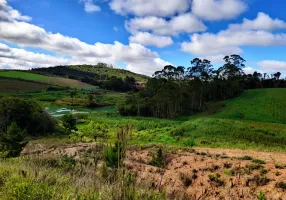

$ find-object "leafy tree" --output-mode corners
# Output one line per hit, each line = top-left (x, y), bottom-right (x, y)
(0, 97), (55, 136)
(0, 122), (27, 158)
(62, 114), (77, 132)
(218, 55), (245, 79)
(273, 72), (281, 80)
(69, 90), (77, 106)
(188, 58), (213, 81)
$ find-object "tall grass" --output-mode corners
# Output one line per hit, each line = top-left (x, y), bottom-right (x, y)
(0, 156), (165, 200)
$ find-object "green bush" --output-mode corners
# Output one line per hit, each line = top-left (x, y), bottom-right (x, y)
(62, 114), (77, 132)
(183, 138), (196, 147)
(149, 148), (166, 168)
(58, 155), (76, 169)
(171, 127), (186, 137)
(103, 143), (121, 169)
(0, 122), (27, 158)
(0, 97), (55, 136)
(253, 159), (266, 164)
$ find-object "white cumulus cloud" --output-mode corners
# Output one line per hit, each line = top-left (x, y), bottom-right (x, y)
(126, 13), (207, 36)
(109, 0), (190, 17)
(80, 0), (101, 13)
(192, 0), (247, 21)
(0, 0), (31, 21)
(181, 13), (286, 63)
(129, 32), (173, 48)
(228, 12), (286, 31)
(0, 1), (171, 75)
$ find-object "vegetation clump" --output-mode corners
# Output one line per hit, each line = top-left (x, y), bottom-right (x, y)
(208, 173), (225, 187)
(252, 159), (266, 164)
(0, 97), (55, 136)
(276, 182), (286, 190)
(149, 148), (166, 168)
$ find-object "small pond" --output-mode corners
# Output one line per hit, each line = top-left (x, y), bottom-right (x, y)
(45, 107), (88, 117)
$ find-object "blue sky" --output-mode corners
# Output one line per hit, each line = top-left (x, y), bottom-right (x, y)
(1, 0), (286, 76)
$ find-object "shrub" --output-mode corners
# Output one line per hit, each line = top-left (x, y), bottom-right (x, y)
(223, 169), (233, 176)
(246, 175), (270, 187)
(208, 173), (225, 187)
(239, 155), (253, 160)
(276, 182), (286, 190)
(62, 114), (77, 132)
(183, 138), (196, 147)
(246, 164), (263, 170)
(0, 122), (27, 158)
(223, 163), (232, 169)
(103, 143), (121, 168)
(253, 159), (266, 164)
(180, 173), (192, 187)
(58, 155), (76, 169)
(81, 121), (109, 141)
(275, 164), (286, 169)
(149, 148), (166, 168)
(171, 127), (186, 137)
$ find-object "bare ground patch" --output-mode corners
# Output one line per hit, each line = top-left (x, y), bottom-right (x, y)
(22, 143), (286, 200)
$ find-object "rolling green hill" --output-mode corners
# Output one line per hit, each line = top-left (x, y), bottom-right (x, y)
(31, 65), (149, 82)
(214, 88), (286, 124)
(0, 71), (96, 89)
(69, 65), (149, 82)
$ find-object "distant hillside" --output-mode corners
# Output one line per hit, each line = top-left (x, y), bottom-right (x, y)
(31, 64), (149, 82)
(0, 77), (49, 93)
(215, 88), (286, 124)
(0, 71), (96, 89)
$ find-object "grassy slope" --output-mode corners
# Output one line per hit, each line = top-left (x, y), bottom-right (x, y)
(69, 88), (286, 151)
(0, 71), (96, 89)
(214, 88), (286, 124)
(68, 65), (149, 82)
(0, 77), (49, 93)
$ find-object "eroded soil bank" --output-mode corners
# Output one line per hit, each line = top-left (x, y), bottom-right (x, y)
(23, 142), (286, 200)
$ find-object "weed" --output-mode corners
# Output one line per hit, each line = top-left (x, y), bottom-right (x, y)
(223, 163), (232, 169)
(246, 175), (270, 187)
(259, 169), (268, 175)
(275, 171), (281, 176)
(180, 173), (192, 187)
(252, 159), (266, 164)
(149, 148), (166, 168)
(246, 164), (263, 171)
(208, 173), (225, 187)
(223, 169), (233, 176)
(275, 164), (286, 169)
(276, 182), (286, 190)
(59, 155), (76, 169)
(257, 192), (267, 200)
(183, 138), (196, 147)
(239, 155), (253, 160)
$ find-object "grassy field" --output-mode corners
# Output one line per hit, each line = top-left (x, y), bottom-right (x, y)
(0, 77), (49, 93)
(214, 88), (286, 124)
(55, 88), (284, 152)
(2, 87), (285, 151)
(0, 71), (96, 89)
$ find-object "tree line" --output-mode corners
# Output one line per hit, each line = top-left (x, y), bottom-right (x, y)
(118, 55), (285, 119)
